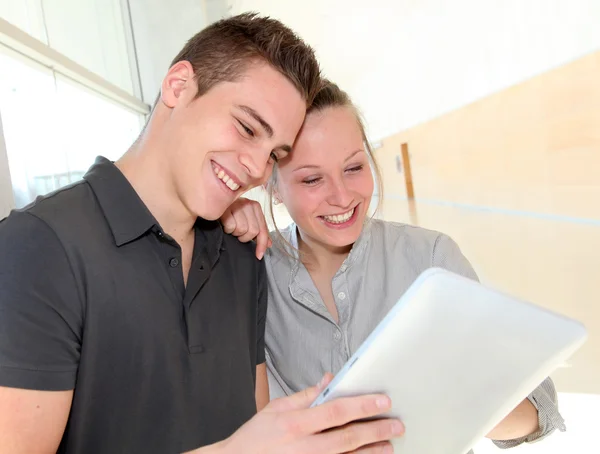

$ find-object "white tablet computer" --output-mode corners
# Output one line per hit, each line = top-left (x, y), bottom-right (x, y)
(310, 267), (587, 454)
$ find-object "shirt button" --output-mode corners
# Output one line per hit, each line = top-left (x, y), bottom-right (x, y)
(337, 292), (346, 300)
(169, 258), (179, 268)
(340, 265), (347, 272)
(334, 331), (342, 341)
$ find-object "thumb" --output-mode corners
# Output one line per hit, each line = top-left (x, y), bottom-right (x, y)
(266, 373), (333, 412)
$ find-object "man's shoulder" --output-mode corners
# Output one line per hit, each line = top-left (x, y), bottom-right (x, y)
(4, 180), (94, 226)
(220, 228), (262, 263)
(1, 180), (105, 257)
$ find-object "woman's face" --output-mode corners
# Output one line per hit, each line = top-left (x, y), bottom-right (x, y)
(275, 106), (374, 250)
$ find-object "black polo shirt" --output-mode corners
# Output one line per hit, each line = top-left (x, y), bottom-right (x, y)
(0, 157), (267, 453)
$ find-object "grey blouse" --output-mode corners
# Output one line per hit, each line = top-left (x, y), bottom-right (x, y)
(264, 219), (565, 451)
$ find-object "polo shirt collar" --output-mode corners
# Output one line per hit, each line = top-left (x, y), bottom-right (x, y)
(194, 217), (225, 268)
(84, 156), (158, 247)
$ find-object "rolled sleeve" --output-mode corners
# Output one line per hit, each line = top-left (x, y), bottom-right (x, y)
(493, 377), (565, 449)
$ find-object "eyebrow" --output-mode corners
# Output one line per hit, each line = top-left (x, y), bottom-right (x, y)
(293, 149), (365, 172)
(345, 149), (364, 162)
(237, 104), (273, 137)
(236, 104), (292, 154)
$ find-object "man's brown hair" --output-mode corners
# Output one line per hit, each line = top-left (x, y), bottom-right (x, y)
(164, 12), (321, 105)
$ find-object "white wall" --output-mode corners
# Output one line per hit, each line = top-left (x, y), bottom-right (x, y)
(228, 0), (600, 140)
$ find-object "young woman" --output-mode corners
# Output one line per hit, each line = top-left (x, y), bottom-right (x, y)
(222, 80), (565, 450)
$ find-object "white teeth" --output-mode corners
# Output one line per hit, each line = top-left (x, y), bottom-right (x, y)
(323, 208), (355, 224)
(212, 164), (240, 191)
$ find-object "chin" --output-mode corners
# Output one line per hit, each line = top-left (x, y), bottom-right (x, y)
(327, 234), (360, 249)
(191, 199), (228, 222)
(310, 227), (358, 249)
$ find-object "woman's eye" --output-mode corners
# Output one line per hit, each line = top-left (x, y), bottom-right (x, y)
(346, 165), (363, 173)
(303, 177), (321, 186)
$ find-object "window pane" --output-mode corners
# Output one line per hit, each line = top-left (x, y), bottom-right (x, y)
(42, 0), (135, 94)
(55, 74), (143, 175)
(0, 49), (57, 208)
(0, 48), (143, 208)
(1, 0), (135, 94)
(0, 0), (47, 43)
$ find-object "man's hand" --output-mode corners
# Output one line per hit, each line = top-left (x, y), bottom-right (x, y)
(221, 198), (271, 260)
(193, 374), (404, 454)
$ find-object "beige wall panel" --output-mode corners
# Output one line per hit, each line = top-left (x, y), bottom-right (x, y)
(375, 51), (600, 395)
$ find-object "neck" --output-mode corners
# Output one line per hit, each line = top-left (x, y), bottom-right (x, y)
(115, 117), (196, 242)
(297, 229), (352, 277)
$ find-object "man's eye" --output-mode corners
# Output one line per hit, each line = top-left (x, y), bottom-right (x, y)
(238, 121), (254, 137)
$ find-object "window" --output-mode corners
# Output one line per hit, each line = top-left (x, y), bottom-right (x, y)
(0, 47), (144, 208)
(0, 0), (136, 94)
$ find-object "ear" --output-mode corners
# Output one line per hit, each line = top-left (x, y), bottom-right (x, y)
(160, 61), (196, 109)
(263, 181), (283, 205)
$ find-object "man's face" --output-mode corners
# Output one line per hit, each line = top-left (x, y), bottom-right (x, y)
(161, 62), (306, 220)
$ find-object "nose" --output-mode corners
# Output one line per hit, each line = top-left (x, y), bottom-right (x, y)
(326, 177), (353, 208)
(238, 145), (272, 183)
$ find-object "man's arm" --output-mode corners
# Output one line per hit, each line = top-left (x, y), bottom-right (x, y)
(255, 364), (270, 411)
(254, 247), (269, 413)
(0, 387), (73, 454)
(0, 212), (83, 452)
(187, 374), (405, 454)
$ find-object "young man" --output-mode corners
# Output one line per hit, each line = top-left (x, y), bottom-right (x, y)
(0, 13), (404, 454)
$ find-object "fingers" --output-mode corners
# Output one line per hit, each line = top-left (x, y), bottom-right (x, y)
(354, 441), (395, 454)
(267, 374), (333, 413)
(287, 393), (395, 438)
(253, 202), (270, 260)
(220, 198), (253, 239)
(232, 208), (254, 241)
(233, 201), (261, 243)
(300, 419), (403, 454)
(220, 199), (273, 260)
(221, 208), (236, 234)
